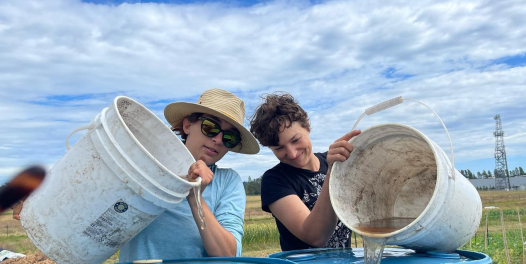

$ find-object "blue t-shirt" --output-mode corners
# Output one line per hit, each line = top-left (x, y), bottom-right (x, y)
(119, 165), (246, 261)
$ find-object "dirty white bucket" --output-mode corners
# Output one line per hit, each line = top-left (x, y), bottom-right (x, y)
(329, 97), (482, 252)
(21, 96), (200, 264)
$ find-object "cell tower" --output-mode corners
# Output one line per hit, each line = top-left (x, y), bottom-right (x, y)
(494, 114), (511, 190)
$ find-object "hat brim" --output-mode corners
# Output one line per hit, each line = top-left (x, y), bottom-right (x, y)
(164, 102), (260, 154)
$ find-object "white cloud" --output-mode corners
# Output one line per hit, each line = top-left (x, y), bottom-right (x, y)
(0, 0), (525, 184)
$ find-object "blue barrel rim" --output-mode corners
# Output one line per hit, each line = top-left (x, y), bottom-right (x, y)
(116, 256), (297, 264)
(268, 247), (492, 262)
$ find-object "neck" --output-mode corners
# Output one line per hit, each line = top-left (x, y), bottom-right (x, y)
(303, 153), (320, 171)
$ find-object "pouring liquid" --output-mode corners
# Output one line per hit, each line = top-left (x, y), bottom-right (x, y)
(354, 217), (416, 264)
(181, 175), (206, 230)
(193, 185), (206, 230)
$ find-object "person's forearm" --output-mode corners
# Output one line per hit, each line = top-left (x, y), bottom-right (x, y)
(188, 196), (237, 257)
(301, 168), (339, 247)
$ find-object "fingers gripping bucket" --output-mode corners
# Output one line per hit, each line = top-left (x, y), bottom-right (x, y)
(329, 97), (482, 252)
(21, 96), (199, 264)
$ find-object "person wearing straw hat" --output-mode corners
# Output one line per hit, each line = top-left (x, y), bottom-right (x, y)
(249, 92), (360, 251)
(119, 89), (259, 261)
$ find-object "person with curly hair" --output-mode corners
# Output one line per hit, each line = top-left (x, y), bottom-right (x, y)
(250, 92), (360, 251)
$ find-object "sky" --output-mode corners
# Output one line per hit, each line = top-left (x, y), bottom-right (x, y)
(0, 0), (525, 185)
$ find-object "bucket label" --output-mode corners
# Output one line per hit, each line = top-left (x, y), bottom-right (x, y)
(114, 201), (128, 213)
(83, 200), (156, 248)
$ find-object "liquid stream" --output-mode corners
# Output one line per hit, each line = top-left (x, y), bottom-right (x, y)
(181, 175), (206, 230)
(354, 217), (416, 264)
(363, 236), (387, 264)
(194, 185), (206, 230)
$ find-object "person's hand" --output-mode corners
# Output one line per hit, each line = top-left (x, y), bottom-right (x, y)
(12, 200), (24, 220)
(327, 130), (361, 168)
(186, 159), (214, 197)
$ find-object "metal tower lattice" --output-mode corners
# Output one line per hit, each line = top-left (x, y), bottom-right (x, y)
(494, 114), (511, 190)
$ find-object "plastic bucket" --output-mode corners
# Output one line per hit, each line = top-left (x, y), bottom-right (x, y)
(269, 248), (492, 263)
(117, 257), (297, 264)
(21, 96), (200, 264)
(329, 124), (482, 252)
(329, 97), (482, 252)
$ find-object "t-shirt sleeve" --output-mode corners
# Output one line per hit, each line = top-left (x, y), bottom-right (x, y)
(214, 169), (246, 257)
(261, 168), (297, 213)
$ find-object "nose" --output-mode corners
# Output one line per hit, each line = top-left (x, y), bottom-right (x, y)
(285, 145), (297, 159)
(211, 132), (223, 145)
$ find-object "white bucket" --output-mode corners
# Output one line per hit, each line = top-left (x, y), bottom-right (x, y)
(329, 97), (482, 252)
(21, 96), (199, 264)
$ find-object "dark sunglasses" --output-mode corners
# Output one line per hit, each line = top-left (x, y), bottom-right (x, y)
(199, 117), (241, 149)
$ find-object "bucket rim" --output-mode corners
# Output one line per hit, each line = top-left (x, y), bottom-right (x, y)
(111, 95), (200, 188)
(330, 123), (446, 238)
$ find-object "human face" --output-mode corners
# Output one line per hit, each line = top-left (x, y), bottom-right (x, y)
(183, 114), (238, 165)
(269, 122), (317, 171)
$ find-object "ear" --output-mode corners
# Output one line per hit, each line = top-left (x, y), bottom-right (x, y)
(182, 118), (192, 134)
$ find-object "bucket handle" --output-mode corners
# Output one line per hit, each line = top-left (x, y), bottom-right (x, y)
(351, 96), (456, 180)
(66, 114), (100, 150)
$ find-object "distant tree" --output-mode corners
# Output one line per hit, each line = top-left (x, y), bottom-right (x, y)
(482, 170), (488, 179)
(515, 167), (519, 176)
(477, 172), (482, 178)
(244, 176), (262, 195)
(467, 169), (475, 179)
(488, 170), (493, 177)
(520, 167), (525, 176)
(494, 169), (498, 177)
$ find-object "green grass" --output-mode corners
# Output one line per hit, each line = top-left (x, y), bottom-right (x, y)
(0, 235), (38, 253)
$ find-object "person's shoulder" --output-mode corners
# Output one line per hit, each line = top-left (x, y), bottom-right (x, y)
(214, 167), (242, 183)
(262, 163), (287, 179)
(316, 152), (328, 160)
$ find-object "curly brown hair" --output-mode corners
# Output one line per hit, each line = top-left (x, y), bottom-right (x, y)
(249, 92), (310, 147)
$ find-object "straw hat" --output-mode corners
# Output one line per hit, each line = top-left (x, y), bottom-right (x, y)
(164, 88), (260, 154)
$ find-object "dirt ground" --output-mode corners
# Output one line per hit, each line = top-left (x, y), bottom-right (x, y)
(2, 252), (55, 264)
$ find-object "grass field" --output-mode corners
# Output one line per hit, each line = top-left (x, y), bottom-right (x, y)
(1, 191), (525, 263)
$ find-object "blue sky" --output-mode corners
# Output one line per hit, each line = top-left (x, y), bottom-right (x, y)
(1, 0), (525, 185)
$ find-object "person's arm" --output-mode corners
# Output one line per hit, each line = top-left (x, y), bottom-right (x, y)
(187, 195), (239, 256)
(269, 130), (361, 247)
(186, 162), (243, 257)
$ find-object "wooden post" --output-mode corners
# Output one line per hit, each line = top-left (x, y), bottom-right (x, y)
(518, 211), (525, 264)
(485, 211), (489, 250)
(500, 209), (511, 264)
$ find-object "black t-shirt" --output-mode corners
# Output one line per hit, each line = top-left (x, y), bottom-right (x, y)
(261, 152), (351, 251)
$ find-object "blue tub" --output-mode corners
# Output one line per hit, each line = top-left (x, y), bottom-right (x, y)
(268, 248), (492, 264)
(117, 257), (296, 264)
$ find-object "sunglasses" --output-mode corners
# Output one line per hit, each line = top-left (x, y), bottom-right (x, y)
(199, 117), (241, 149)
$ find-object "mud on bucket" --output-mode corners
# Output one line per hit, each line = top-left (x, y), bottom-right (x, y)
(21, 96), (199, 264)
(329, 123), (482, 252)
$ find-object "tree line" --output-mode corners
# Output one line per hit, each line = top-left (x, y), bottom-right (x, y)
(243, 176), (262, 195)
(460, 167), (525, 179)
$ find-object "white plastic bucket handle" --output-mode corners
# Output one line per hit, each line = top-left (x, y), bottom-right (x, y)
(351, 96), (456, 180)
(66, 113), (101, 150)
